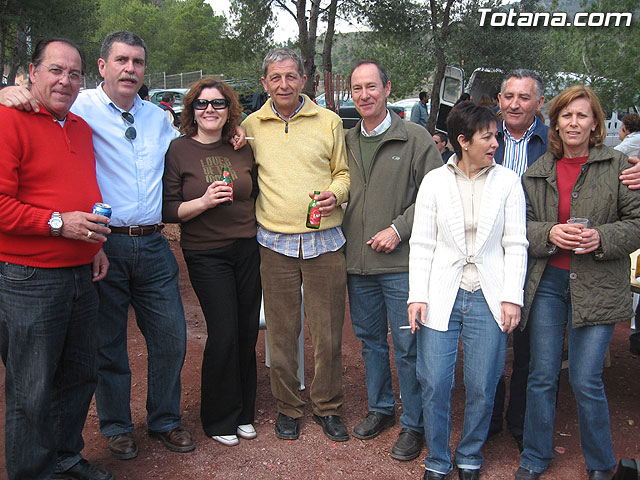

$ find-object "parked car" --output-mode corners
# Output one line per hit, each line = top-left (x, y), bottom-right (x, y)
(316, 92), (406, 129)
(148, 88), (189, 115)
(390, 97), (427, 121)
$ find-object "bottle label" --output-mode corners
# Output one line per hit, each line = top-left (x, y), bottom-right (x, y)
(308, 207), (321, 226)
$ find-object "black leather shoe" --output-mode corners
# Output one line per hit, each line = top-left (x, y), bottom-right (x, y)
(275, 413), (300, 440)
(352, 411), (396, 440)
(107, 432), (138, 460)
(458, 468), (480, 480)
(51, 459), (113, 480)
(514, 467), (543, 479)
(588, 470), (614, 480)
(424, 470), (449, 480)
(390, 427), (423, 461)
(312, 414), (349, 442)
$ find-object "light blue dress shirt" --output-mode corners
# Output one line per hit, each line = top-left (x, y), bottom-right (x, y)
(71, 84), (179, 227)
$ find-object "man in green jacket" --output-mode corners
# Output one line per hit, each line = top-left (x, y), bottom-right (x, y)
(342, 60), (442, 461)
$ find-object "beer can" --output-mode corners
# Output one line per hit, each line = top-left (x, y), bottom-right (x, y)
(92, 202), (112, 226)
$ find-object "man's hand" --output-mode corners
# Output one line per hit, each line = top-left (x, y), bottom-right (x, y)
(231, 126), (247, 150)
(501, 302), (521, 333)
(620, 156), (640, 190)
(60, 211), (110, 243)
(408, 302), (427, 334)
(367, 227), (400, 253)
(312, 191), (337, 217)
(92, 248), (109, 282)
(0, 85), (39, 112)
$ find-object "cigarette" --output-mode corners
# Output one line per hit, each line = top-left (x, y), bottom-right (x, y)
(245, 136), (255, 140)
(399, 325), (412, 329)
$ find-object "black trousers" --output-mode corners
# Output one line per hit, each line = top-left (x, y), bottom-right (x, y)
(491, 324), (530, 436)
(183, 237), (261, 436)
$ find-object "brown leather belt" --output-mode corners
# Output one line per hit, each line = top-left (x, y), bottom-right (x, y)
(110, 224), (164, 236)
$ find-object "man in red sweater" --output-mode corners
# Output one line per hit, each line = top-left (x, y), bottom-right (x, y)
(0, 38), (112, 480)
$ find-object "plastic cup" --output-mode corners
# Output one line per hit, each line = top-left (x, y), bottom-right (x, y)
(567, 217), (591, 251)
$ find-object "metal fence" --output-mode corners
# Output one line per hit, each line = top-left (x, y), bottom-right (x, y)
(82, 70), (225, 90)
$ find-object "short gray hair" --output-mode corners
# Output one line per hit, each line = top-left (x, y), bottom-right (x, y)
(100, 31), (148, 64)
(501, 69), (544, 100)
(262, 48), (304, 78)
(350, 60), (390, 86)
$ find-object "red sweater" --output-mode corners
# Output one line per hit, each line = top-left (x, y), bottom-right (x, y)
(548, 155), (588, 270)
(0, 105), (102, 267)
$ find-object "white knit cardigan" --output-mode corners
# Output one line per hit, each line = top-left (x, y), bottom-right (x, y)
(408, 161), (528, 331)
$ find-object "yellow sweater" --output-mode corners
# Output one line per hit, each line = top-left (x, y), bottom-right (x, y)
(243, 95), (350, 234)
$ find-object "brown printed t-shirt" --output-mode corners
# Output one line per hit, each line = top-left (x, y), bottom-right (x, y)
(163, 136), (257, 250)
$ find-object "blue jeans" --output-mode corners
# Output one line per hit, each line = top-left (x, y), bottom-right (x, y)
(95, 232), (186, 436)
(520, 265), (616, 474)
(0, 262), (98, 480)
(417, 289), (507, 474)
(348, 273), (423, 432)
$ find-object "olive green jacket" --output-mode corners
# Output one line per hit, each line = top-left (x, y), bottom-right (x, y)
(521, 145), (640, 328)
(343, 112), (442, 274)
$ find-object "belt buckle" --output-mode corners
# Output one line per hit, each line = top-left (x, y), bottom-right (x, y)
(128, 225), (143, 236)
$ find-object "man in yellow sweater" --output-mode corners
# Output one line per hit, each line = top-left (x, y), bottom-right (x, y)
(243, 48), (350, 442)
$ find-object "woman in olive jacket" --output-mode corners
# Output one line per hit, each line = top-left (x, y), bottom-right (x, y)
(515, 86), (640, 480)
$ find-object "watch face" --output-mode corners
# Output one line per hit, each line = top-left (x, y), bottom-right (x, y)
(50, 217), (63, 229)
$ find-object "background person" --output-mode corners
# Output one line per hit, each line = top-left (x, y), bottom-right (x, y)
(515, 86), (640, 480)
(408, 102), (528, 480)
(410, 91), (429, 128)
(433, 132), (454, 162)
(614, 113), (640, 157)
(159, 91), (180, 128)
(163, 78), (261, 447)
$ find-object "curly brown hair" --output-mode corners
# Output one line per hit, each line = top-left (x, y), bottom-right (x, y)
(547, 85), (606, 159)
(180, 78), (242, 141)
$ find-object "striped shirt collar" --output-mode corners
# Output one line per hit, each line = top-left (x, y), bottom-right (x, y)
(501, 117), (538, 178)
(271, 95), (305, 121)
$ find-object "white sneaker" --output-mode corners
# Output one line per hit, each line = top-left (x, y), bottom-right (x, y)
(211, 435), (239, 446)
(236, 424), (257, 439)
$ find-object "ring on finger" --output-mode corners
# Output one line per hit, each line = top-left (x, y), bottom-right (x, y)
(87, 230), (94, 239)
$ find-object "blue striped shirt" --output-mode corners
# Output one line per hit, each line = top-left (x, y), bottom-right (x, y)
(501, 117), (538, 178)
(257, 225), (346, 259)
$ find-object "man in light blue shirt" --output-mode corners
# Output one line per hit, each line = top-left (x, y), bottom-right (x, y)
(410, 91), (429, 128)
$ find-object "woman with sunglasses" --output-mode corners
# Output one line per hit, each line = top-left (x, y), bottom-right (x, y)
(163, 78), (260, 447)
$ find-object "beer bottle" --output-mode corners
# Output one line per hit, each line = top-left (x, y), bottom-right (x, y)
(306, 191), (321, 229)
(221, 167), (233, 205)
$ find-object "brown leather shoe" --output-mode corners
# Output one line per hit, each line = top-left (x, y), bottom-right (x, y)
(149, 426), (195, 453)
(107, 432), (138, 460)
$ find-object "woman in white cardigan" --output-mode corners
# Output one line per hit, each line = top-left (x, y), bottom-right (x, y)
(408, 102), (528, 480)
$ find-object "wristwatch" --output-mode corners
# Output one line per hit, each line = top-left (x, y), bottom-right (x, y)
(48, 212), (63, 236)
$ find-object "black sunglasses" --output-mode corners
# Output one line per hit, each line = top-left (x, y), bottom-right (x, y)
(121, 111), (136, 140)
(193, 98), (229, 110)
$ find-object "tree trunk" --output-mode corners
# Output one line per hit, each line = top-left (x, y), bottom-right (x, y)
(322, 0), (337, 74)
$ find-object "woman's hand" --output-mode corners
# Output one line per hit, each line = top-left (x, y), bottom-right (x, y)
(549, 223), (584, 250)
(407, 302), (427, 334)
(501, 302), (521, 333)
(574, 228), (600, 254)
(201, 180), (233, 208)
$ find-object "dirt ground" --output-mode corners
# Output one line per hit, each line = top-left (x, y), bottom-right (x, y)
(1, 232), (639, 479)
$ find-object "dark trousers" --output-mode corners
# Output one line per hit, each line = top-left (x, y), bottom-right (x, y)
(183, 237), (261, 436)
(491, 324), (530, 436)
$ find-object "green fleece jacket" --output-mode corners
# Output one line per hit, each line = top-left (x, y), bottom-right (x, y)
(343, 112), (442, 274)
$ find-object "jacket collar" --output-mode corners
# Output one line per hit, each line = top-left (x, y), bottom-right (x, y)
(347, 110), (408, 144)
(527, 145), (617, 178)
